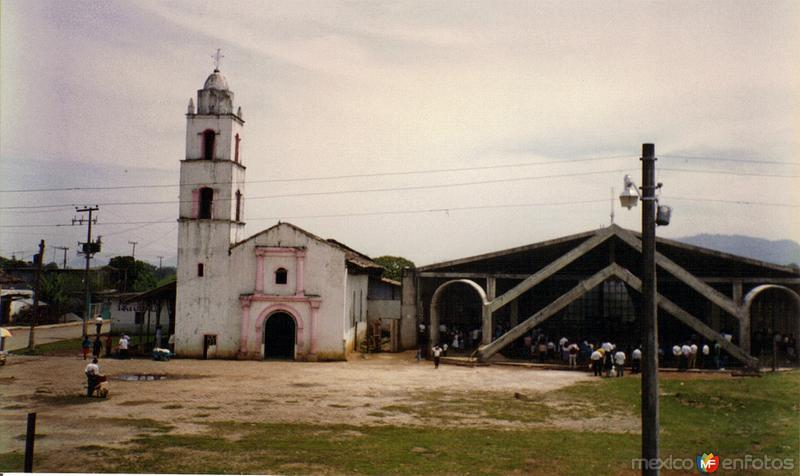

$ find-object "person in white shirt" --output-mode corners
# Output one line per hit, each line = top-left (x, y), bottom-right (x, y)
(680, 344), (691, 371)
(688, 343), (698, 369)
(702, 344), (711, 369)
(590, 350), (603, 377)
(84, 358), (100, 397)
(568, 343), (579, 368)
(559, 337), (569, 361)
(614, 350), (626, 377)
(672, 345), (682, 368)
(431, 345), (442, 369)
(631, 348), (642, 373)
(118, 335), (129, 359)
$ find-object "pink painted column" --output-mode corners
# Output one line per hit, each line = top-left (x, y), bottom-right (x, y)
(239, 297), (251, 356)
(255, 253), (265, 292)
(295, 250), (306, 296)
(309, 300), (320, 356)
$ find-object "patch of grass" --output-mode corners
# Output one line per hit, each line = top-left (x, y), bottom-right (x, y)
(0, 451), (24, 472)
(14, 433), (46, 441)
(162, 404), (183, 410)
(98, 417), (175, 433)
(3, 404), (26, 410)
(197, 405), (221, 410)
(194, 413), (211, 418)
(31, 393), (100, 406)
(20, 338), (83, 355)
(327, 403), (349, 408)
(76, 445), (108, 452)
(367, 411), (389, 418)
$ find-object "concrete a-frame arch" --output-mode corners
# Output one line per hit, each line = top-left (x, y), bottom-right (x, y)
(429, 279), (489, 346)
(743, 284), (800, 342)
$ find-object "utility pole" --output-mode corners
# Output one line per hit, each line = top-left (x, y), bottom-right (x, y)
(28, 240), (45, 351)
(128, 241), (138, 260)
(74, 206), (100, 338)
(55, 246), (70, 269)
(157, 256), (164, 269)
(640, 143), (659, 474)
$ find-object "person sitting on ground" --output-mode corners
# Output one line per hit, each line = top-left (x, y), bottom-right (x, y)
(85, 358), (100, 397)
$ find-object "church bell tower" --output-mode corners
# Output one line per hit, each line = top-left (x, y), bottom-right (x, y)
(176, 54), (246, 354)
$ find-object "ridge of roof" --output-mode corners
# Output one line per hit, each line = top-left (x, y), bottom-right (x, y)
(231, 221), (383, 271)
(418, 224), (800, 275)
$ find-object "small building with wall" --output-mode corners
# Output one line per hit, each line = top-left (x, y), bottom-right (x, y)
(403, 225), (800, 367)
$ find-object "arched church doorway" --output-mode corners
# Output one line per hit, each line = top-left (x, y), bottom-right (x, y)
(263, 312), (296, 359)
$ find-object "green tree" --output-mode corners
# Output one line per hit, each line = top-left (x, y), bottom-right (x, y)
(373, 256), (415, 282)
(105, 256), (157, 292)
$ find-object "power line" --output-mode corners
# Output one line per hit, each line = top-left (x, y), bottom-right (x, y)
(0, 168), (629, 210)
(0, 155), (632, 193)
(660, 154), (799, 166)
(659, 167), (799, 178)
(2, 195), (799, 230)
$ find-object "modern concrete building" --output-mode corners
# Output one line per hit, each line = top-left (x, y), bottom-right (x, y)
(404, 225), (800, 367)
(175, 67), (386, 360)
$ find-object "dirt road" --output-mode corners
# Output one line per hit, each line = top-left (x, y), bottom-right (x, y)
(0, 352), (602, 461)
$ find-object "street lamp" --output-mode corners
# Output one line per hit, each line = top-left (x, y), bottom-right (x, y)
(619, 144), (671, 476)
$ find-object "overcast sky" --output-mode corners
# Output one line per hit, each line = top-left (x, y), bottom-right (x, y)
(1, 0), (798, 267)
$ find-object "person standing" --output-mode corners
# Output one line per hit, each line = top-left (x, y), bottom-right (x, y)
(680, 343), (691, 371)
(672, 344), (682, 368)
(85, 358), (100, 397)
(590, 349), (603, 377)
(631, 347), (642, 373)
(92, 337), (103, 359)
(118, 335), (129, 359)
(81, 337), (92, 360)
(432, 345), (443, 369)
(614, 349), (626, 377)
(688, 343), (698, 369)
(103, 334), (112, 357)
(568, 343), (579, 368)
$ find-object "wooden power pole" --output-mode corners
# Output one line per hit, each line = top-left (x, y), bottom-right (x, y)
(28, 240), (45, 351)
(74, 206), (99, 338)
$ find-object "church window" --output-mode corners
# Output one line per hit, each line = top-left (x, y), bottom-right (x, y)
(275, 268), (288, 285)
(197, 263), (204, 277)
(199, 187), (214, 219)
(234, 134), (241, 163)
(202, 130), (215, 160)
(235, 190), (242, 222)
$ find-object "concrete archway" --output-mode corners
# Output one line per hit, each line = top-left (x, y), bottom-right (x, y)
(429, 279), (489, 346)
(743, 285), (800, 357)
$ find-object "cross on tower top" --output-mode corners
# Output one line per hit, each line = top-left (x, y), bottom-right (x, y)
(212, 48), (224, 72)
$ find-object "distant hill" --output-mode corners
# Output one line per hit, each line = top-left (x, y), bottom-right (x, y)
(675, 234), (800, 267)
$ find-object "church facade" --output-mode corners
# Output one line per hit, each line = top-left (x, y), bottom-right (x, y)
(175, 68), (383, 360)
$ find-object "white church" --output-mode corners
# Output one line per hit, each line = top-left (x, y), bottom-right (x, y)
(174, 66), (393, 361)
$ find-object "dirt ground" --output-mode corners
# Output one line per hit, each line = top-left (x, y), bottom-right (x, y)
(0, 351), (611, 458)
